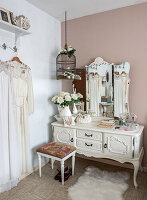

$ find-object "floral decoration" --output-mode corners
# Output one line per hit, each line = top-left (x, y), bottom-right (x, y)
(63, 71), (81, 80)
(52, 92), (83, 108)
(59, 46), (76, 58)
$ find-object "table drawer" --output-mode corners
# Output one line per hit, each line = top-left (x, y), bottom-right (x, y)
(77, 129), (102, 141)
(76, 138), (102, 151)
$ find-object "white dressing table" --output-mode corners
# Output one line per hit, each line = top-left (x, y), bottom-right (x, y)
(51, 120), (144, 188)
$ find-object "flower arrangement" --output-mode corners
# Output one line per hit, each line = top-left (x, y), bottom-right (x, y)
(59, 46), (76, 58)
(64, 71), (81, 80)
(52, 92), (83, 108)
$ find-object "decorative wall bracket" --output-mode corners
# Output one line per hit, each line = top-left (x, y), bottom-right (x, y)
(0, 20), (31, 54)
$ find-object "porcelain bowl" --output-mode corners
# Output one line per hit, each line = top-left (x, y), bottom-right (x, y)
(54, 114), (63, 122)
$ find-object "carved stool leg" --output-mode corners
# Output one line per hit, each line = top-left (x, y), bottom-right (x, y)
(38, 154), (42, 177)
(51, 159), (55, 169)
(61, 160), (64, 185)
(133, 161), (139, 188)
(72, 153), (75, 176)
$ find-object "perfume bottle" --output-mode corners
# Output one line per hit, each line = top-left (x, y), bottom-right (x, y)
(131, 113), (137, 128)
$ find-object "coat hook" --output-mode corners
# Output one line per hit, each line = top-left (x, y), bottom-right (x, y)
(0, 43), (7, 50)
(13, 46), (17, 52)
(9, 46), (18, 52)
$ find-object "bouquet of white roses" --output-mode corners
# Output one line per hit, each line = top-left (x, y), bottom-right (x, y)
(52, 92), (83, 108)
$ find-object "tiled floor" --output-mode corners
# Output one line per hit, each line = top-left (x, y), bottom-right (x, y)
(0, 157), (147, 200)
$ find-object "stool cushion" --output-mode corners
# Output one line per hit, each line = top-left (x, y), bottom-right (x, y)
(37, 142), (76, 159)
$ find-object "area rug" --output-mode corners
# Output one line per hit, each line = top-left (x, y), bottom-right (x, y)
(68, 167), (129, 200)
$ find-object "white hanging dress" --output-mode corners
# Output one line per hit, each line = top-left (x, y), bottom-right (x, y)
(114, 74), (122, 117)
(8, 61), (34, 175)
(121, 73), (130, 114)
(0, 62), (21, 193)
(89, 74), (102, 116)
(114, 73), (130, 117)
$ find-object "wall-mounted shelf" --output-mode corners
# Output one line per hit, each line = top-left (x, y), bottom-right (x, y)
(0, 20), (31, 36)
(0, 20), (31, 48)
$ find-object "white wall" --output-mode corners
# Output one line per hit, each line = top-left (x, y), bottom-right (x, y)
(0, 0), (61, 169)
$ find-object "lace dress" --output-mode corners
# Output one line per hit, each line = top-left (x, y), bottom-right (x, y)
(114, 73), (130, 117)
(88, 74), (102, 116)
(0, 61), (21, 193)
(7, 61), (34, 175)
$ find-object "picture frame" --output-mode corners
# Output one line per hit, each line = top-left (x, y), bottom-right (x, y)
(0, 8), (11, 23)
(9, 11), (15, 25)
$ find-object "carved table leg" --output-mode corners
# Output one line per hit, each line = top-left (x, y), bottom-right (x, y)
(133, 160), (139, 188)
(139, 149), (144, 172)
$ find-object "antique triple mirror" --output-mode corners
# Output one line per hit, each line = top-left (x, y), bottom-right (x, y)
(74, 57), (130, 119)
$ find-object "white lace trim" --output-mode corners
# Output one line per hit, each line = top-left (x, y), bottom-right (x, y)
(0, 60), (31, 80)
(114, 73), (129, 80)
(0, 61), (12, 76)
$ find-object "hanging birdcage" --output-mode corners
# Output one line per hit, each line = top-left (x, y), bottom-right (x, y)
(56, 51), (76, 79)
(56, 12), (81, 80)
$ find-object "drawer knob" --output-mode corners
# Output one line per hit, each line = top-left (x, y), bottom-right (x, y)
(70, 138), (74, 142)
(85, 133), (93, 137)
(85, 143), (93, 147)
(104, 143), (107, 148)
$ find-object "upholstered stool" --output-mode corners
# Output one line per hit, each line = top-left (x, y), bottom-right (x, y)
(36, 142), (76, 185)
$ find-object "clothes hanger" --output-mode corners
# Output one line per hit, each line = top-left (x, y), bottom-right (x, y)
(115, 72), (119, 75)
(10, 57), (30, 69)
(11, 57), (22, 64)
(122, 71), (126, 74)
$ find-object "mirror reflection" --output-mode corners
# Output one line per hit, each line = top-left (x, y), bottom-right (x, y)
(86, 57), (113, 117)
(113, 62), (130, 117)
(74, 57), (130, 118)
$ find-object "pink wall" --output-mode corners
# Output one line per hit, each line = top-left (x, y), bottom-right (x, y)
(61, 3), (147, 166)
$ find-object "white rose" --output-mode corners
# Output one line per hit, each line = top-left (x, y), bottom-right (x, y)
(71, 93), (78, 100)
(77, 93), (83, 98)
(52, 96), (58, 102)
(57, 96), (64, 104)
(61, 48), (66, 52)
(65, 95), (71, 102)
(60, 92), (69, 97)
(60, 92), (65, 97)
(68, 47), (73, 51)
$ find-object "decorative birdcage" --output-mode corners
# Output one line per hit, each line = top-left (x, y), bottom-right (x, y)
(56, 12), (80, 80)
(56, 51), (76, 79)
